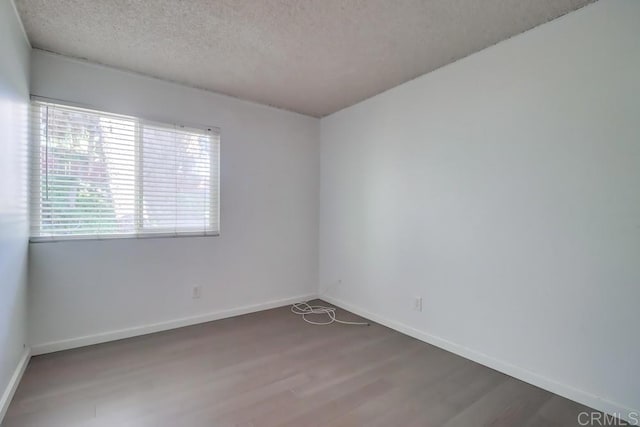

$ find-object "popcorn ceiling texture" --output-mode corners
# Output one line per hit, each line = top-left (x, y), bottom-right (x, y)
(15, 0), (594, 117)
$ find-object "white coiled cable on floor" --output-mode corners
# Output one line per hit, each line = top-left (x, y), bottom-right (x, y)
(291, 301), (370, 326)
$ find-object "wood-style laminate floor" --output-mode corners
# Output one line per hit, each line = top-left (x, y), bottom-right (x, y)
(3, 301), (604, 427)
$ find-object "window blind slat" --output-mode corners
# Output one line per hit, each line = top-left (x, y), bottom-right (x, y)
(30, 100), (220, 241)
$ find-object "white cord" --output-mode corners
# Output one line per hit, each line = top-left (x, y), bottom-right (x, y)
(291, 301), (370, 326)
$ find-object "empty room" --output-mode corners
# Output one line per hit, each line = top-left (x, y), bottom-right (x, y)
(1, 0), (639, 425)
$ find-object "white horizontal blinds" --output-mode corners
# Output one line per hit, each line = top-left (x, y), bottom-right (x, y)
(30, 102), (137, 240)
(141, 122), (218, 235)
(30, 100), (220, 241)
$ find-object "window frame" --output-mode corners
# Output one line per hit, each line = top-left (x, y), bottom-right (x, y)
(29, 96), (221, 243)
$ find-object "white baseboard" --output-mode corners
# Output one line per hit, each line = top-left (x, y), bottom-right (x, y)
(0, 347), (31, 423)
(31, 293), (316, 356)
(321, 294), (638, 425)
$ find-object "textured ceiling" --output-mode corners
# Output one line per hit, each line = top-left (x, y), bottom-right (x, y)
(16, 0), (594, 117)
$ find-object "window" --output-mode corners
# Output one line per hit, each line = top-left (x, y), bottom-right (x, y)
(30, 100), (220, 241)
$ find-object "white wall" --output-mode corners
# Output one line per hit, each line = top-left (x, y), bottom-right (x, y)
(319, 0), (640, 420)
(28, 50), (319, 353)
(0, 0), (30, 417)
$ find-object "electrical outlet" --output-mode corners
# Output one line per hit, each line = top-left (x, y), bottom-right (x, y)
(192, 285), (201, 299)
(413, 296), (422, 312)
(320, 279), (342, 296)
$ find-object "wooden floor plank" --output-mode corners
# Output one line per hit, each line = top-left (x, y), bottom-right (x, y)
(2, 301), (603, 427)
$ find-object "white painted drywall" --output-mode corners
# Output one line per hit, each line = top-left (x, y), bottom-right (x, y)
(28, 50), (319, 351)
(0, 0), (30, 415)
(319, 0), (640, 420)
